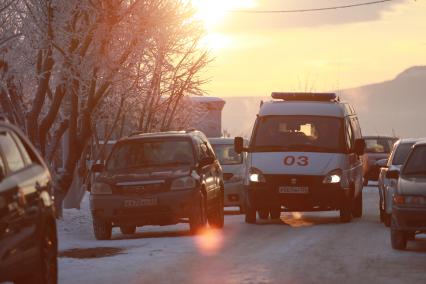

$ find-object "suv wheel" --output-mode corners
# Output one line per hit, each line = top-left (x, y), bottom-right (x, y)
(352, 191), (363, 218)
(363, 176), (368, 186)
(93, 217), (112, 240)
(16, 221), (58, 284)
(189, 194), (207, 234)
(270, 206), (281, 219)
(391, 219), (407, 250)
(244, 195), (256, 224)
(120, 226), (136, 235)
(208, 194), (224, 229)
(258, 209), (269, 220)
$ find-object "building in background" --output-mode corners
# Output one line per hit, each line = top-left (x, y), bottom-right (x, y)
(187, 96), (225, 137)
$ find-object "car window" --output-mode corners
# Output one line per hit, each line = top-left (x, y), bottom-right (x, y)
(402, 146), (426, 176)
(0, 131), (26, 172)
(10, 131), (33, 165)
(345, 119), (354, 152)
(106, 139), (195, 171)
(0, 155), (5, 179)
(212, 144), (242, 165)
(392, 143), (415, 165)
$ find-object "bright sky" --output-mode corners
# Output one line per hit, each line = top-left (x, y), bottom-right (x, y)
(192, 0), (426, 97)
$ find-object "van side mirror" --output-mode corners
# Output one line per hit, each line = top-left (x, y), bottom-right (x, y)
(386, 170), (399, 179)
(199, 156), (214, 168)
(354, 138), (366, 156)
(234, 137), (244, 154)
(91, 163), (105, 173)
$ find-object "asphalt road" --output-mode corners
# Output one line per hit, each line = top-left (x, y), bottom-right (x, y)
(58, 185), (426, 284)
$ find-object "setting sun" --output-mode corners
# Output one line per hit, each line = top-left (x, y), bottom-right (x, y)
(191, 0), (257, 31)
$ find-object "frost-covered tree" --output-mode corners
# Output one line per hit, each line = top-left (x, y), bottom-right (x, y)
(0, 0), (210, 214)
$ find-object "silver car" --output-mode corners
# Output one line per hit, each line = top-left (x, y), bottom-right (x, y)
(209, 138), (248, 213)
(377, 138), (424, 226)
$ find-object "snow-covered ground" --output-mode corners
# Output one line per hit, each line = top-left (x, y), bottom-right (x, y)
(58, 187), (426, 284)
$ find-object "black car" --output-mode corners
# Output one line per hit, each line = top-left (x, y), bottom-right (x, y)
(389, 140), (426, 250)
(90, 130), (224, 240)
(0, 121), (57, 283)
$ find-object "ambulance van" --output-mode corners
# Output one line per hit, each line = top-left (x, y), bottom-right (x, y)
(234, 92), (366, 223)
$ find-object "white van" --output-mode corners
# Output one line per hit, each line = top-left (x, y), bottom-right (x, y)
(235, 92), (366, 223)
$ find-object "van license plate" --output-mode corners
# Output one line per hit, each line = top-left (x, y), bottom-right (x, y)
(279, 186), (309, 194)
(124, 198), (157, 207)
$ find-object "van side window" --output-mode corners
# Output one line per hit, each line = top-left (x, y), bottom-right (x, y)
(345, 119), (354, 152)
(350, 117), (362, 139)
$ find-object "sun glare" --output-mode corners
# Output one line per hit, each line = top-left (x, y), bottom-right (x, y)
(192, 0), (257, 31)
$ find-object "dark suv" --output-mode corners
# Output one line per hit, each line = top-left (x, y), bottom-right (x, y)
(0, 121), (57, 284)
(90, 130), (224, 240)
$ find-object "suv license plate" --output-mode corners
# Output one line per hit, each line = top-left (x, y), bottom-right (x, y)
(279, 186), (309, 194)
(124, 198), (157, 207)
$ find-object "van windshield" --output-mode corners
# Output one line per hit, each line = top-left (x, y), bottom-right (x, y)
(106, 139), (194, 171)
(402, 146), (426, 176)
(252, 115), (344, 153)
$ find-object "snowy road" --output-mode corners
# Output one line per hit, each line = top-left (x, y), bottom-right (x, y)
(58, 186), (426, 284)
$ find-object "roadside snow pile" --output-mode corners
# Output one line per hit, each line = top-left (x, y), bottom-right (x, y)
(57, 192), (93, 240)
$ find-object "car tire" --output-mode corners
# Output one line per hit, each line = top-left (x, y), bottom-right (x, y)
(383, 213), (391, 227)
(363, 176), (368, 186)
(270, 206), (281, 219)
(15, 221), (58, 284)
(340, 193), (353, 223)
(93, 217), (112, 240)
(379, 202), (385, 222)
(120, 226), (136, 235)
(245, 196), (256, 224)
(391, 218), (407, 250)
(406, 231), (416, 240)
(239, 204), (245, 214)
(189, 194), (208, 234)
(208, 194), (224, 229)
(258, 209), (269, 220)
(352, 191), (363, 218)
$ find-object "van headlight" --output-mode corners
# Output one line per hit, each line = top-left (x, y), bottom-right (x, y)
(249, 167), (266, 183)
(92, 182), (113, 195)
(323, 169), (342, 184)
(171, 176), (196, 190)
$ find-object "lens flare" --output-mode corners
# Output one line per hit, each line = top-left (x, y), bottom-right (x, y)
(194, 227), (224, 255)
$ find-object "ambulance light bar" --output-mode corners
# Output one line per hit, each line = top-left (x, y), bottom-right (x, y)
(271, 92), (338, 102)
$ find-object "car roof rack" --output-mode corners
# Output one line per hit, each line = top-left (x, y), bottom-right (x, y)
(129, 131), (145, 136)
(185, 128), (197, 133)
(271, 92), (339, 102)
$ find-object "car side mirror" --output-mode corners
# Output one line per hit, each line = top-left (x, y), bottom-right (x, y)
(199, 157), (214, 168)
(386, 170), (399, 179)
(91, 163), (105, 173)
(354, 138), (366, 156)
(234, 137), (245, 154)
(375, 158), (388, 168)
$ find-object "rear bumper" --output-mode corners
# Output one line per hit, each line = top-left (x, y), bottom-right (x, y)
(90, 189), (199, 226)
(224, 181), (244, 207)
(245, 177), (349, 211)
(392, 205), (426, 231)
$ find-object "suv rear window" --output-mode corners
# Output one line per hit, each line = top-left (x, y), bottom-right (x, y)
(365, 137), (395, 153)
(211, 144), (242, 165)
(106, 139), (194, 171)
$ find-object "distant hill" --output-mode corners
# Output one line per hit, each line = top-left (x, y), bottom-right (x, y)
(221, 66), (426, 139)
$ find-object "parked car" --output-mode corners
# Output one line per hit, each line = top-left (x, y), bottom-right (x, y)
(209, 137), (248, 213)
(377, 138), (424, 226)
(0, 121), (57, 284)
(362, 136), (397, 185)
(388, 140), (426, 250)
(235, 92), (365, 224)
(90, 130), (224, 240)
